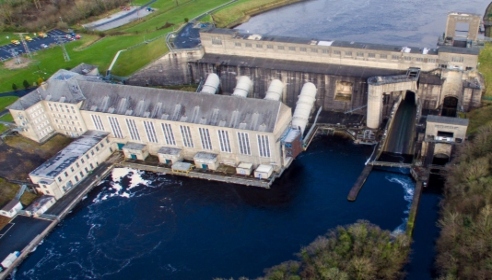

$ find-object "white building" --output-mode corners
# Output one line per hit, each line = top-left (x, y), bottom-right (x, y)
(9, 67), (298, 183)
(28, 130), (112, 199)
(0, 199), (23, 218)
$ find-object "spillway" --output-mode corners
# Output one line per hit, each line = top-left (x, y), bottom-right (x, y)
(383, 91), (417, 156)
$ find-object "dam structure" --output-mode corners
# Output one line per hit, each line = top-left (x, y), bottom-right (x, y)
(129, 13), (483, 143)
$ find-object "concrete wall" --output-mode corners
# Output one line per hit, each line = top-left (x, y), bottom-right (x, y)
(200, 31), (443, 71)
(80, 110), (291, 171)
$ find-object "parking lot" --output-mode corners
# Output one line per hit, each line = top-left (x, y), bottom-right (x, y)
(0, 29), (70, 62)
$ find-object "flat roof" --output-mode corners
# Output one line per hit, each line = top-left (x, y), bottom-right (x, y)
(124, 142), (146, 151)
(158, 147), (181, 155)
(194, 152), (218, 160)
(427, 115), (469, 126)
(203, 28), (441, 55)
(29, 131), (108, 179)
(25, 195), (55, 213)
(255, 164), (273, 173)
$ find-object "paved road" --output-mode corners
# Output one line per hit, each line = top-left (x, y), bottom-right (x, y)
(0, 216), (51, 261)
(173, 22), (211, 49)
(0, 29), (70, 61)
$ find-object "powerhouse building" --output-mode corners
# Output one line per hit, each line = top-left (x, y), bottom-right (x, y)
(9, 69), (307, 196)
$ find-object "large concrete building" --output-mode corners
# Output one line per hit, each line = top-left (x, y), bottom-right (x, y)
(9, 69), (305, 188)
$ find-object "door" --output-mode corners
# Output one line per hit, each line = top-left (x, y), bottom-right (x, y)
(131, 154), (137, 160)
(201, 164), (208, 170)
(117, 143), (125, 150)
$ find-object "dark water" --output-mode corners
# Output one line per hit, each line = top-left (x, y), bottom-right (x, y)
(236, 0), (489, 47)
(14, 136), (414, 279)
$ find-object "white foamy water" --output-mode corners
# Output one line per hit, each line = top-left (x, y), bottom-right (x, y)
(93, 168), (153, 203)
(387, 175), (415, 235)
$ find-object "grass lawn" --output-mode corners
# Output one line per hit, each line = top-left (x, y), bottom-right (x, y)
(0, 96), (18, 111)
(479, 43), (492, 97)
(0, 113), (13, 122)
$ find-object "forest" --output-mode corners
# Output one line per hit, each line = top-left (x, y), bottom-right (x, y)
(0, 0), (130, 31)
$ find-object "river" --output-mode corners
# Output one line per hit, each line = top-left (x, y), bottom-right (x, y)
(12, 0), (490, 279)
(14, 136), (414, 279)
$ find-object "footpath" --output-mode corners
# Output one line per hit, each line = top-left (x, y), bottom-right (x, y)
(0, 153), (121, 279)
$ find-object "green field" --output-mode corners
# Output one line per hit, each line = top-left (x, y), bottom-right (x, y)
(0, 0), (235, 92)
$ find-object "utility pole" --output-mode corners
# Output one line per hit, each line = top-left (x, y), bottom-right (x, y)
(54, 36), (70, 61)
(10, 48), (21, 65)
(15, 33), (32, 58)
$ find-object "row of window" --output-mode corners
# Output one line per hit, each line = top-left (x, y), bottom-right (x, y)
(230, 41), (442, 63)
(94, 115), (271, 157)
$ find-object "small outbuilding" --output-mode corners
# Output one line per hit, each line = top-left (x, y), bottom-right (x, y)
(254, 164), (274, 180)
(123, 142), (149, 161)
(236, 162), (253, 176)
(0, 199), (23, 218)
(158, 147), (183, 165)
(193, 152), (219, 170)
(24, 195), (56, 217)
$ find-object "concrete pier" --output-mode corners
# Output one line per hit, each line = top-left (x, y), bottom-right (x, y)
(347, 165), (373, 201)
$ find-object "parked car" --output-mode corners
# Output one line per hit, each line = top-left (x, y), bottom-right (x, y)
(11, 39), (20, 45)
(25, 35), (33, 41)
(38, 32), (47, 38)
(41, 44), (48, 49)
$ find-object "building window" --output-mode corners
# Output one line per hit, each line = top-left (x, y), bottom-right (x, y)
(300, 47), (307, 52)
(311, 48), (318, 53)
(257, 135), (271, 158)
(144, 121), (158, 143)
(81, 158), (85, 164)
(161, 123), (176, 146)
(451, 56), (464, 63)
(344, 51), (352, 57)
(76, 162), (79, 168)
(237, 132), (251, 155)
(91, 115), (105, 131)
(126, 119), (140, 141)
(64, 171), (68, 177)
(217, 130), (231, 153)
(108, 117), (123, 138)
(278, 46), (284, 50)
(322, 49), (329, 54)
(70, 167), (74, 172)
(57, 177), (62, 182)
(416, 57), (424, 62)
(95, 146), (99, 152)
(368, 53), (375, 58)
(90, 163), (94, 169)
(245, 43), (252, 47)
(380, 54), (387, 59)
(256, 44), (262, 48)
(356, 52), (364, 57)
(74, 175), (79, 182)
(391, 55), (399, 60)
(333, 50), (341, 55)
(80, 171), (84, 177)
(180, 125), (194, 148)
(198, 128), (212, 150)
(267, 44), (273, 49)
(85, 167), (89, 173)
(211, 37), (222, 45)
(288, 46), (296, 51)
(234, 42), (241, 47)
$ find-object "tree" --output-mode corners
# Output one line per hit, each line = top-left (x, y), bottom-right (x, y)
(23, 79), (30, 90)
(12, 83), (17, 91)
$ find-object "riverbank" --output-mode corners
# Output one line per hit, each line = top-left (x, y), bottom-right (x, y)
(0, 154), (119, 279)
(212, 0), (305, 28)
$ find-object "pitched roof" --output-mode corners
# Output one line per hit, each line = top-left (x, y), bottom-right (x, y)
(79, 81), (290, 133)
